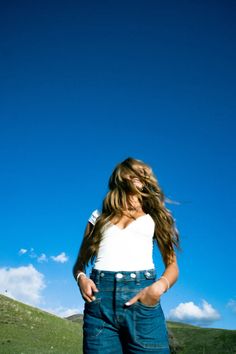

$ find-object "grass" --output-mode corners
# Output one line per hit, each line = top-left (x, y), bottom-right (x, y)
(0, 294), (236, 354)
(167, 321), (236, 353)
(0, 294), (83, 354)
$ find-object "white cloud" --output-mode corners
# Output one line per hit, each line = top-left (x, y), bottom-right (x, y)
(18, 248), (69, 265)
(19, 248), (28, 255)
(37, 253), (48, 263)
(168, 299), (220, 326)
(51, 252), (68, 264)
(18, 248), (37, 258)
(227, 299), (236, 314)
(43, 306), (83, 318)
(0, 265), (46, 306)
(29, 248), (37, 259)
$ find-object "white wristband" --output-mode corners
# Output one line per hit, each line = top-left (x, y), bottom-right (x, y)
(76, 272), (86, 282)
(159, 276), (170, 292)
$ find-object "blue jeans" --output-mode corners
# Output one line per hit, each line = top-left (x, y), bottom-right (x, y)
(83, 268), (170, 353)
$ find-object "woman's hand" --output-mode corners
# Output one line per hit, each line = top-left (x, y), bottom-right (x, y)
(77, 276), (99, 303)
(125, 281), (166, 307)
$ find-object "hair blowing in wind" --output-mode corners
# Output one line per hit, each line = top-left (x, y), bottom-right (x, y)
(76, 157), (182, 272)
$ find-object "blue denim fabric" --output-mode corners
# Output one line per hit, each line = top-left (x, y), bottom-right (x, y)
(83, 268), (170, 353)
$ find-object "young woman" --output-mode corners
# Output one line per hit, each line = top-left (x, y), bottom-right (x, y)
(73, 157), (181, 354)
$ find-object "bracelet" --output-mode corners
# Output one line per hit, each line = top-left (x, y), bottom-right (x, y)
(159, 276), (170, 292)
(76, 271), (86, 282)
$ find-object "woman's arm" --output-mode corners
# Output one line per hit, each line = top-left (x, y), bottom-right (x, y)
(73, 209), (100, 280)
(72, 220), (100, 302)
(72, 221), (93, 281)
(157, 254), (179, 293)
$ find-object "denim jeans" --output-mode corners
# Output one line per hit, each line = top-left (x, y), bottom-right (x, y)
(83, 268), (170, 353)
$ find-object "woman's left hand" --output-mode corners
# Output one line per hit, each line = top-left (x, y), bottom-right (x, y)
(125, 281), (166, 307)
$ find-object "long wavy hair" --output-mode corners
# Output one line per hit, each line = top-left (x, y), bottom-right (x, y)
(77, 157), (181, 271)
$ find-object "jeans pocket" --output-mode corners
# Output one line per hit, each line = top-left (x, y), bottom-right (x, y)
(83, 297), (104, 338)
(134, 302), (170, 350)
(137, 298), (161, 309)
(85, 297), (101, 305)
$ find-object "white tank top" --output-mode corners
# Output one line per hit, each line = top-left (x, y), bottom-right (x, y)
(88, 209), (155, 271)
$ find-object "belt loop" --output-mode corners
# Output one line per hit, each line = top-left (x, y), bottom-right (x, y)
(135, 271), (140, 285)
(95, 269), (100, 286)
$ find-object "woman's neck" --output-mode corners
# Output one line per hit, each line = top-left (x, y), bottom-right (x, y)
(125, 195), (143, 214)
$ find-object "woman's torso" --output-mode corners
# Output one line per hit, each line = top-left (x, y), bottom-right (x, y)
(88, 209), (155, 271)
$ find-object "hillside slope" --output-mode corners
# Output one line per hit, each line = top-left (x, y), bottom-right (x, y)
(167, 320), (236, 353)
(0, 294), (83, 354)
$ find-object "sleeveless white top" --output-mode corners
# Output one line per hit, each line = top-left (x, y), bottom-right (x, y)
(88, 209), (155, 271)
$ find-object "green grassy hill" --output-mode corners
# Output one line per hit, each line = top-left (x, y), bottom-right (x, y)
(0, 294), (83, 354)
(0, 294), (236, 354)
(167, 321), (236, 353)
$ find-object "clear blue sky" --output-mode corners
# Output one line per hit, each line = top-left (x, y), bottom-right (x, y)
(0, 0), (235, 330)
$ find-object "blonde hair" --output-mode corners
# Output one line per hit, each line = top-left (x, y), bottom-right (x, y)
(77, 157), (181, 271)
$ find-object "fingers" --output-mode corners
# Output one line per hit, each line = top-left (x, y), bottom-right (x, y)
(83, 294), (96, 302)
(125, 290), (142, 306)
(91, 281), (99, 293)
(126, 288), (147, 306)
(82, 289), (96, 302)
(124, 287), (161, 307)
(79, 278), (99, 302)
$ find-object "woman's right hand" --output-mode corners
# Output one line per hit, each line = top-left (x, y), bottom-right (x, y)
(77, 276), (99, 303)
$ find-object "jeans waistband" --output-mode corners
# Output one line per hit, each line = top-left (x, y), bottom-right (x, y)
(89, 268), (156, 285)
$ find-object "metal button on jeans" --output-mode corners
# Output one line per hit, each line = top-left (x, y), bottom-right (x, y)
(116, 273), (123, 279)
